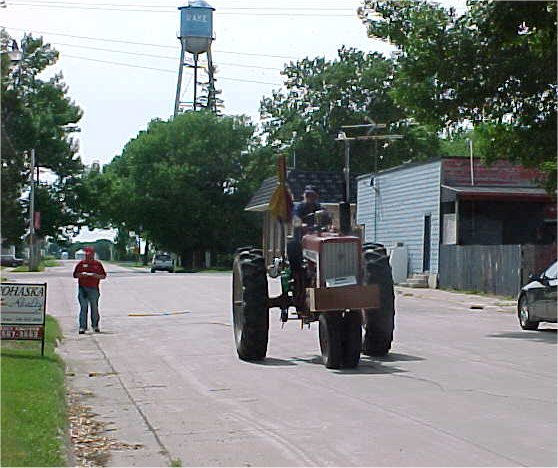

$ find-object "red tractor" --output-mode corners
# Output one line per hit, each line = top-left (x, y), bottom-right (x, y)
(232, 201), (395, 369)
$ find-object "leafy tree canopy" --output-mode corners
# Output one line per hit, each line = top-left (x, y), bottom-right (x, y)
(359, 0), (557, 190)
(84, 111), (263, 266)
(260, 46), (441, 175)
(1, 30), (84, 245)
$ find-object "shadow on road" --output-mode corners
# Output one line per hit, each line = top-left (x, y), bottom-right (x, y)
(338, 359), (408, 375)
(288, 354), (409, 375)
(373, 352), (425, 362)
(487, 329), (557, 343)
(247, 357), (297, 367)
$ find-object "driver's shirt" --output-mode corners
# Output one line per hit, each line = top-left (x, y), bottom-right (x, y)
(293, 201), (322, 239)
(293, 201), (322, 220)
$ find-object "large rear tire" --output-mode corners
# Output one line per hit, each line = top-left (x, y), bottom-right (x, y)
(232, 248), (269, 361)
(362, 243), (395, 356)
(319, 313), (343, 369)
(342, 310), (362, 368)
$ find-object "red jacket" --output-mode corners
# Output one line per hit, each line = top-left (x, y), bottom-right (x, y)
(73, 259), (107, 288)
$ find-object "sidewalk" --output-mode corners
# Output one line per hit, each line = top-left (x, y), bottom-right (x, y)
(395, 285), (517, 313)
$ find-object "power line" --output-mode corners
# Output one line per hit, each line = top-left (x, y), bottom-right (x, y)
(8, 1), (356, 16)
(9, 0), (352, 10)
(50, 41), (284, 71)
(3, 27), (300, 60)
(61, 53), (283, 85)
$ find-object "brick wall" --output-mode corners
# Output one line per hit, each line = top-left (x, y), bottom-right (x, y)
(442, 158), (542, 186)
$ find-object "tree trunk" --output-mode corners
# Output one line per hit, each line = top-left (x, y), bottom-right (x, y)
(181, 249), (193, 270)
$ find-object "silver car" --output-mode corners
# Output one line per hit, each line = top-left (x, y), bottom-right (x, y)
(151, 253), (174, 273)
(518, 260), (557, 330)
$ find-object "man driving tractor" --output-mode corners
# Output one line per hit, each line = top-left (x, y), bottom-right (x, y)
(288, 185), (330, 272)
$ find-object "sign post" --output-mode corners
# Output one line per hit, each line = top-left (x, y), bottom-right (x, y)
(1, 283), (47, 356)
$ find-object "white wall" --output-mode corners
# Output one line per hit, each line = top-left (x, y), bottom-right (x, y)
(357, 160), (442, 274)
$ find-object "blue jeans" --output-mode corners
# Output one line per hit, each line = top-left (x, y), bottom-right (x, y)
(78, 286), (100, 330)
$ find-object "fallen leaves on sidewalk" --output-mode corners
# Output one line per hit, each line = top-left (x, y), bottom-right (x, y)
(68, 391), (143, 467)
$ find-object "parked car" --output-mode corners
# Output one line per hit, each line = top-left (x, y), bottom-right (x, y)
(151, 253), (174, 273)
(0, 254), (24, 267)
(518, 260), (557, 330)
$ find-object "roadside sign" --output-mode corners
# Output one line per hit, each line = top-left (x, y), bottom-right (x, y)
(0, 282), (47, 356)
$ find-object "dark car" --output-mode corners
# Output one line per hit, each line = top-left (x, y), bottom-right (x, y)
(0, 254), (24, 267)
(518, 260), (557, 330)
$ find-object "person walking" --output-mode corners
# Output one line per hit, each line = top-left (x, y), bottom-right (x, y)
(73, 247), (107, 334)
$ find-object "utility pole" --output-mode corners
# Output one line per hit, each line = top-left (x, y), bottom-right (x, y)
(29, 149), (38, 271)
(467, 138), (475, 186)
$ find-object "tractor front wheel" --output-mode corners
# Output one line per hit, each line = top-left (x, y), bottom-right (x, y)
(342, 310), (362, 368)
(319, 313), (343, 369)
(319, 311), (362, 369)
(232, 248), (269, 361)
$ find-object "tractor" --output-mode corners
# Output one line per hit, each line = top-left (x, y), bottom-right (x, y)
(232, 156), (395, 369)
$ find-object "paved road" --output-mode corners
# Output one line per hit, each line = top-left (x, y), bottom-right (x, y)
(5, 261), (557, 467)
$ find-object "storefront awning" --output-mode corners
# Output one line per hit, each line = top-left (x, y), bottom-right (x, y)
(441, 185), (554, 202)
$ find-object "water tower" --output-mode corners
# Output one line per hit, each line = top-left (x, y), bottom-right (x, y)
(174, 0), (215, 115)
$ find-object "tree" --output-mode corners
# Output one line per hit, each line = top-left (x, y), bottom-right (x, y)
(359, 0), (557, 190)
(85, 111), (262, 267)
(259, 46), (440, 175)
(1, 30), (84, 245)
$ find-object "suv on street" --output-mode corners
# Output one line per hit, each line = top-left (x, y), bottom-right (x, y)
(151, 253), (174, 273)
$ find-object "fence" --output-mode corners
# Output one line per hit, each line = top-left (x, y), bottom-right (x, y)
(439, 244), (555, 297)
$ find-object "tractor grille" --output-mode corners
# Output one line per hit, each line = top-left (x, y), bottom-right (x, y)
(321, 241), (359, 287)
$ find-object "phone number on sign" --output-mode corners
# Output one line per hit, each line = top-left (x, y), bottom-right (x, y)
(0, 326), (44, 340)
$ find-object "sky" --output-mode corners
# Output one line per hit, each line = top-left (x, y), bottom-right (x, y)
(3, 0), (466, 241)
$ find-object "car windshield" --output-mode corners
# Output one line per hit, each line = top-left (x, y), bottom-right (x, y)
(543, 262), (557, 280)
(155, 255), (171, 261)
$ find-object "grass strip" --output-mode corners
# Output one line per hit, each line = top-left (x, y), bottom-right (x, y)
(10, 257), (61, 273)
(1, 315), (67, 467)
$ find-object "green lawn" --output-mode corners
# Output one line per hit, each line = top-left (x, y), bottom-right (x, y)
(1, 316), (68, 467)
(11, 258), (60, 273)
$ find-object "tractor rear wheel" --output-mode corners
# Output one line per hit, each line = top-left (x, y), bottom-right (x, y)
(319, 313), (343, 369)
(232, 248), (269, 361)
(342, 310), (362, 368)
(362, 243), (395, 356)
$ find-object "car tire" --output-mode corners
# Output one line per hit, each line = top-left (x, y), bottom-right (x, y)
(518, 295), (539, 330)
(232, 248), (269, 361)
(150, 268), (156, 273)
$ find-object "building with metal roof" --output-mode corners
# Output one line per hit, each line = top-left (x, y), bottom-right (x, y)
(356, 157), (555, 295)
